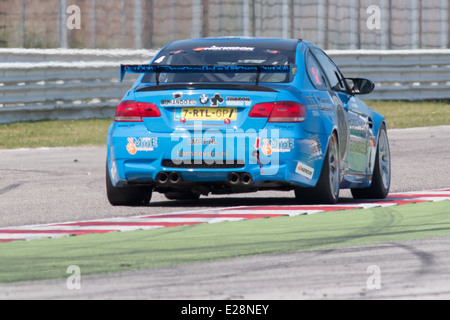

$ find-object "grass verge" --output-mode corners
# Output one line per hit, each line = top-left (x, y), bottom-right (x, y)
(0, 101), (448, 149)
(365, 100), (450, 129)
(0, 119), (112, 149)
(1, 200), (449, 284)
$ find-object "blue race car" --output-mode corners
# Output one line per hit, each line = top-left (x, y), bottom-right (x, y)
(106, 37), (391, 205)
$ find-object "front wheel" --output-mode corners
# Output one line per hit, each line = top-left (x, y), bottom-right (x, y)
(351, 124), (391, 199)
(106, 164), (152, 206)
(295, 133), (340, 204)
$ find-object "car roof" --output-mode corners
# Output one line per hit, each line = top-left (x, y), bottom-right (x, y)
(161, 37), (301, 52)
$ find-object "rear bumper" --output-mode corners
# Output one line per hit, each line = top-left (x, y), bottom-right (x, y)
(106, 122), (329, 193)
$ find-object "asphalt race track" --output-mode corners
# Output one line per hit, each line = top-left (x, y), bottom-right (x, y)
(0, 125), (450, 299)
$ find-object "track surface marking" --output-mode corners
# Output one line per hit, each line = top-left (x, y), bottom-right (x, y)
(1, 189), (449, 243)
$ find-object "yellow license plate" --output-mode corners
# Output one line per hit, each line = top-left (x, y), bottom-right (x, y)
(175, 108), (237, 121)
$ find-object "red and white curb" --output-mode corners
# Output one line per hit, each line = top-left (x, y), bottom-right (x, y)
(1, 189), (449, 243)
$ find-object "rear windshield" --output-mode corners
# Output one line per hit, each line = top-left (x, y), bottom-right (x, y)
(141, 46), (295, 84)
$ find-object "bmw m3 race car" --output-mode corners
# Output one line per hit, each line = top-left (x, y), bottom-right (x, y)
(106, 37), (391, 206)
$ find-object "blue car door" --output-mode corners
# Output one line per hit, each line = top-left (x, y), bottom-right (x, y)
(310, 48), (371, 179)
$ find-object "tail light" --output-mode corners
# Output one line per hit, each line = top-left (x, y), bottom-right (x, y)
(249, 101), (306, 123)
(115, 101), (160, 122)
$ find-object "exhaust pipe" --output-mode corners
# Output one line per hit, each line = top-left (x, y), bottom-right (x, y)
(169, 172), (181, 184)
(228, 172), (240, 185)
(241, 173), (253, 185)
(228, 172), (253, 185)
(157, 172), (169, 184)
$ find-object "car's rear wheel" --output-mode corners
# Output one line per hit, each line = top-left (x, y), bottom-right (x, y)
(106, 164), (152, 206)
(295, 133), (340, 204)
(351, 124), (391, 199)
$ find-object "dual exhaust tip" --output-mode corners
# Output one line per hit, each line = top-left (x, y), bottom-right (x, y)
(228, 172), (253, 185)
(157, 171), (254, 186)
(157, 172), (182, 185)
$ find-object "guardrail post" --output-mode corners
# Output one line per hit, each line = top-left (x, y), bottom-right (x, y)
(58, 0), (68, 48)
(441, 0), (449, 49)
(134, 0), (143, 49)
(91, 0), (97, 48)
(410, 0), (419, 49)
(191, 0), (202, 38)
(19, 0), (26, 48)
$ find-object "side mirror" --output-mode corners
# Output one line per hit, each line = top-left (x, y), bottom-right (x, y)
(346, 78), (375, 95)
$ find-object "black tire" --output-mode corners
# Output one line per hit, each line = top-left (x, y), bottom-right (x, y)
(165, 191), (200, 201)
(295, 133), (340, 204)
(351, 124), (391, 199)
(106, 165), (152, 206)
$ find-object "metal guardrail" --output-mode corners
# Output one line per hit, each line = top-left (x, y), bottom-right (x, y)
(1, 48), (449, 124)
(0, 49), (156, 124)
(329, 49), (450, 101)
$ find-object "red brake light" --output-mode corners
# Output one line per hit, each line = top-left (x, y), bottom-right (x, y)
(115, 101), (160, 122)
(249, 101), (306, 123)
(138, 102), (161, 118)
(115, 101), (141, 122)
(248, 102), (273, 118)
(269, 101), (306, 123)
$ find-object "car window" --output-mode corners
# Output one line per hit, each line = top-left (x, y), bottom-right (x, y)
(306, 52), (328, 91)
(142, 46), (295, 84)
(311, 48), (347, 93)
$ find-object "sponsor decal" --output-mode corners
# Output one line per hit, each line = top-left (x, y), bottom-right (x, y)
(188, 138), (218, 146)
(303, 95), (320, 109)
(226, 97), (252, 107)
(193, 46), (255, 52)
(121, 64), (290, 82)
(261, 141), (272, 156)
(257, 138), (295, 156)
(173, 91), (183, 99)
(309, 136), (322, 158)
(161, 99), (196, 106)
(316, 97), (333, 112)
(126, 137), (158, 155)
(211, 94), (224, 106)
(295, 161), (314, 179)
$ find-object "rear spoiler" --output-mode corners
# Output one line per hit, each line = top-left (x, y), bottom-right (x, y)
(120, 64), (291, 85)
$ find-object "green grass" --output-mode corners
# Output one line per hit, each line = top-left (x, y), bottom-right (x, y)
(1, 201), (450, 284)
(0, 101), (448, 150)
(0, 118), (113, 149)
(366, 100), (450, 129)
